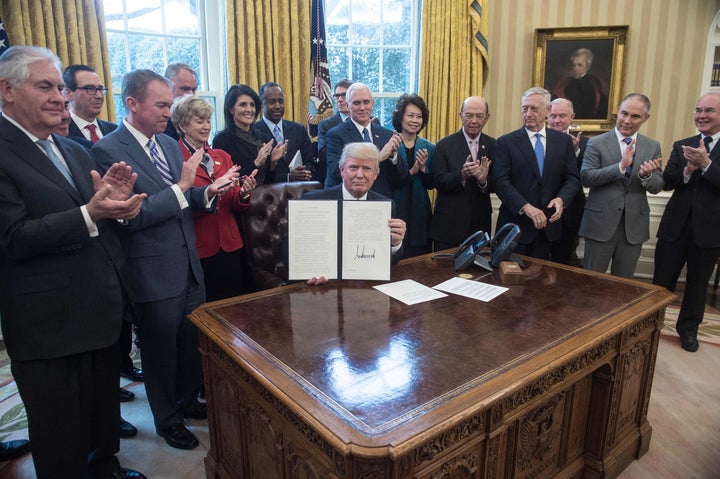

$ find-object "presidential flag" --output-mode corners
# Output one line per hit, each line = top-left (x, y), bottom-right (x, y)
(0, 17), (10, 58)
(306, 0), (333, 159)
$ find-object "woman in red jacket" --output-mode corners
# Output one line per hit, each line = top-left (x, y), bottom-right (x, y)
(171, 95), (257, 301)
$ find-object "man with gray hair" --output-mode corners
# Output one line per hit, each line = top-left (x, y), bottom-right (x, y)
(0, 45), (146, 478)
(493, 87), (580, 260)
(163, 62), (198, 139)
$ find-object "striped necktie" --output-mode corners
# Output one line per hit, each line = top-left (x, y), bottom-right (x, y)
(147, 139), (174, 186)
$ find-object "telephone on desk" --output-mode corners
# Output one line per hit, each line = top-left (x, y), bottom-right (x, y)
(433, 224), (522, 272)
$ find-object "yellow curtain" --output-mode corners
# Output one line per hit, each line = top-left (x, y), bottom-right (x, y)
(0, 0), (115, 120)
(227, 0), (311, 121)
(419, 0), (489, 143)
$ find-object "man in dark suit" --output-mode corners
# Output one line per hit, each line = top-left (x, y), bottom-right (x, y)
(579, 93), (663, 278)
(429, 96), (495, 252)
(63, 63), (144, 393)
(548, 98), (588, 265)
(653, 92), (720, 352)
(163, 63), (198, 140)
(0, 45), (146, 479)
(255, 81), (316, 182)
(325, 82), (405, 197)
(302, 142), (407, 283)
(93, 69), (235, 450)
(317, 79), (353, 184)
(494, 87), (580, 260)
(63, 64), (118, 143)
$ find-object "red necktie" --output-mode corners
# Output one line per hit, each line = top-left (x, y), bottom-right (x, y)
(86, 124), (100, 143)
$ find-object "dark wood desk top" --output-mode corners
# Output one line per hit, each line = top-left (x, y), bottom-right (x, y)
(192, 255), (674, 449)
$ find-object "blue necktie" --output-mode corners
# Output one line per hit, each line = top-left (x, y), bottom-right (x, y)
(362, 127), (371, 143)
(533, 133), (544, 175)
(703, 136), (712, 153)
(623, 137), (633, 182)
(37, 139), (77, 190)
(147, 139), (174, 186)
(273, 124), (284, 145)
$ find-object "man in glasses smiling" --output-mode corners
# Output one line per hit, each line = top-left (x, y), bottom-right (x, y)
(63, 64), (117, 145)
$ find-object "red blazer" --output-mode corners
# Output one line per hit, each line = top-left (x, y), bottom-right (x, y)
(179, 140), (250, 258)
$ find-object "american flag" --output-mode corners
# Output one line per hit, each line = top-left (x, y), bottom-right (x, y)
(0, 17), (10, 58)
(306, 0), (333, 158)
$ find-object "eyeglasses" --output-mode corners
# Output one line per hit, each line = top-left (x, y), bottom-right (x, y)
(333, 93), (346, 99)
(75, 85), (108, 96)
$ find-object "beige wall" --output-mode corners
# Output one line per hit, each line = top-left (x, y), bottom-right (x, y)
(482, 0), (720, 153)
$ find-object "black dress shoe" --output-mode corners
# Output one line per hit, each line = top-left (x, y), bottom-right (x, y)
(119, 387), (135, 402)
(679, 335), (699, 352)
(121, 366), (144, 382)
(158, 423), (199, 450)
(113, 467), (147, 479)
(119, 417), (138, 438)
(0, 439), (30, 461)
(182, 398), (207, 419)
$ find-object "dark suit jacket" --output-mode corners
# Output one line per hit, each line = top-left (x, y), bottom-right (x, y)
(92, 127), (213, 303)
(301, 184), (403, 264)
(325, 119), (407, 197)
(212, 126), (268, 185)
(255, 118), (317, 182)
(0, 116), (127, 361)
(68, 118), (117, 144)
(562, 134), (588, 229)
(657, 134), (720, 248)
(493, 127), (581, 245)
(317, 112), (344, 153)
(430, 130), (495, 245)
(163, 120), (180, 140)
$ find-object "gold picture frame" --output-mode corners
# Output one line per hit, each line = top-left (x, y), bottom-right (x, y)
(533, 25), (628, 133)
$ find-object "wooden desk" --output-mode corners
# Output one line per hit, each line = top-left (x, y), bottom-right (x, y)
(190, 255), (674, 479)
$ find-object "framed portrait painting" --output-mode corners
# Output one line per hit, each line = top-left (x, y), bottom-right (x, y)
(533, 26), (628, 132)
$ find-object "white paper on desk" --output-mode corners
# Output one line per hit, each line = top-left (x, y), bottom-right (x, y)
(341, 200), (391, 280)
(373, 279), (448, 305)
(288, 200), (338, 279)
(433, 277), (508, 302)
(288, 150), (302, 169)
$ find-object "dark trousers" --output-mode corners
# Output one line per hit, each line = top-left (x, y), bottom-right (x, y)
(516, 232), (552, 260)
(653, 223), (720, 335)
(134, 278), (205, 431)
(11, 342), (120, 479)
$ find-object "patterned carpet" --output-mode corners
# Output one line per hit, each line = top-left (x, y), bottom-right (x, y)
(661, 305), (720, 345)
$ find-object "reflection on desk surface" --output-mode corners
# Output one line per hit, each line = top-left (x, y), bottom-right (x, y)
(208, 259), (657, 433)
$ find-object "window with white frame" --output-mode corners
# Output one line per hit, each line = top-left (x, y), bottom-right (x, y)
(325, 0), (421, 126)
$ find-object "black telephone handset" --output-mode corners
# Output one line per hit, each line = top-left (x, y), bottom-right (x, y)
(489, 223), (521, 267)
(454, 230), (489, 271)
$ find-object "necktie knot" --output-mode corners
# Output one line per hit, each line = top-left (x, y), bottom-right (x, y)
(623, 137), (632, 145)
(362, 127), (371, 143)
(703, 136), (712, 153)
(85, 124), (100, 143)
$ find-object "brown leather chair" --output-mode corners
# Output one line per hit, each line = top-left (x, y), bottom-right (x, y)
(241, 181), (322, 290)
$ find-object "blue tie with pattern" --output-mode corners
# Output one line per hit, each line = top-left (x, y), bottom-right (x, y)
(623, 137), (633, 182)
(533, 133), (544, 175)
(37, 139), (77, 190)
(147, 139), (174, 186)
(362, 127), (371, 143)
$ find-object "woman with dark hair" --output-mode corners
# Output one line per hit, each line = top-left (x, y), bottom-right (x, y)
(212, 84), (286, 185)
(391, 93), (435, 257)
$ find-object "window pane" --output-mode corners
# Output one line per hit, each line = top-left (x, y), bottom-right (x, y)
(128, 34), (165, 72)
(106, 31), (128, 92)
(328, 47), (350, 84)
(165, 0), (200, 35)
(113, 94), (127, 123)
(104, 0), (126, 30)
(326, 0), (349, 44)
(382, 49), (410, 92)
(167, 37), (202, 87)
(376, 97), (399, 128)
(351, 22), (380, 46)
(350, 0), (381, 44)
(352, 48), (379, 90)
(382, 0), (411, 45)
(126, 0), (162, 34)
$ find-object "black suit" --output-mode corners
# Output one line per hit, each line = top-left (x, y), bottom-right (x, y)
(653, 134), (720, 337)
(493, 127), (580, 259)
(255, 118), (317, 182)
(551, 134), (588, 264)
(325, 119), (407, 197)
(429, 130), (495, 249)
(302, 184), (404, 264)
(0, 116), (127, 477)
(68, 118), (117, 144)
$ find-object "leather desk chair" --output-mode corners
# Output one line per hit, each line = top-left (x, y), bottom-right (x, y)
(241, 181), (322, 290)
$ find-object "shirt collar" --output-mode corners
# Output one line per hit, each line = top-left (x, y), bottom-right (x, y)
(614, 128), (637, 143)
(262, 116), (282, 132)
(525, 126), (547, 140)
(70, 111), (99, 130)
(341, 183), (368, 200)
(123, 118), (156, 147)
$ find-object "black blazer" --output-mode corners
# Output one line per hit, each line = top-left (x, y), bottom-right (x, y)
(493, 127), (580, 245)
(302, 184), (403, 264)
(657, 134), (720, 248)
(0, 116), (127, 361)
(254, 118), (316, 182)
(430, 130), (496, 245)
(68, 118), (117, 143)
(324, 119), (407, 197)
